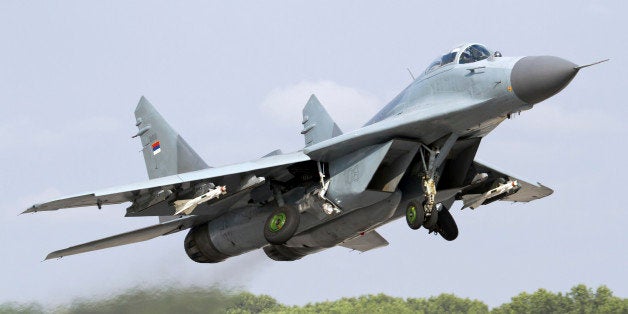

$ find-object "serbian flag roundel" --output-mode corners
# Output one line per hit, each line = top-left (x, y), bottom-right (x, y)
(152, 141), (161, 155)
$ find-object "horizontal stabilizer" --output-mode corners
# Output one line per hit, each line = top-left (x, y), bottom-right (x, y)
(45, 216), (201, 260)
(302, 95), (342, 147)
(340, 230), (388, 252)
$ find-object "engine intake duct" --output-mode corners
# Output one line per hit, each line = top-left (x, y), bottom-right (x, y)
(263, 245), (323, 262)
(184, 224), (231, 263)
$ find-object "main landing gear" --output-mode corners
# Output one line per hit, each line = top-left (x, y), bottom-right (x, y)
(263, 183), (301, 245)
(264, 205), (300, 245)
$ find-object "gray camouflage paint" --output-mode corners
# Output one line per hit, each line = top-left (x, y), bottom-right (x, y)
(27, 43), (577, 262)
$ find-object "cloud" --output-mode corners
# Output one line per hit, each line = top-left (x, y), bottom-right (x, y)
(260, 80), (383, 132)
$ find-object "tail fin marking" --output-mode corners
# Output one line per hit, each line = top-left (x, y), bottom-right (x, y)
(134, 96), (209, 179)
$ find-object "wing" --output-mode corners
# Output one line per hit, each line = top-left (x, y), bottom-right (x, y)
(45, 215), (203, 260)
(339, 230), (389, 252)
(469, 160), (554, 203)
(24, 151), (310, 214)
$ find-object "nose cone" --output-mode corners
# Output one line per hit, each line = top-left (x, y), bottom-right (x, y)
(510, 56), (578, 104)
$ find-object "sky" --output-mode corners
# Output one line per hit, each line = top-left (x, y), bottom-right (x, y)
(1, 0), (626, 308)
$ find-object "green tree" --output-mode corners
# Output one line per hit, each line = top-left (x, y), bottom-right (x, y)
(423, 293), (488, 314)
(591, 285), (628, 314)
(568, 284), (594, 314)
(492, 285), (628, 314)
(227, 292), (280, 314)
(0, 284), (626, 313)
(0, 302), (45, 314)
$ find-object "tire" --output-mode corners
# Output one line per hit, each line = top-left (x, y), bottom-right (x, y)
(264, 206), (300, 245)
(405, 201), (424, 230)
(436, 208), (458, 241)
(422, 202), (439, 229)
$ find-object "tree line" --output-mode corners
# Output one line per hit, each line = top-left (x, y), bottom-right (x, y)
(1, 284), (626, 313)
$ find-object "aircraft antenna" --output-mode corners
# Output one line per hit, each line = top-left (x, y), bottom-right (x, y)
(406, 68), (416, 81)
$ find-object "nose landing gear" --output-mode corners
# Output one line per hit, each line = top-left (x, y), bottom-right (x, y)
(434, 207), (458, 241)
(405, 201), (439, 230)
(405, 201), (458, 241)
(406, 134), (459, 240)
(405, 202), (424, 230)
(421, 175), (438, 229)
(415, 134), (457, 228)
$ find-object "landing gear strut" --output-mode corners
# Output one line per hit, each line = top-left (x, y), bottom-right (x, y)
(417, 133), (458, 228)
(421, 174), (437, 227)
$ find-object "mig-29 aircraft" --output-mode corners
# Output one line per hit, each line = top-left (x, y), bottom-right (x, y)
(25, 43), (606, 263)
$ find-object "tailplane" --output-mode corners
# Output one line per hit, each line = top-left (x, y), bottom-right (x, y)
(133, 96), (209, 179)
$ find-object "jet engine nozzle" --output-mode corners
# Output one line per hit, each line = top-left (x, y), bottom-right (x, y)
(510, 56), (578, 104)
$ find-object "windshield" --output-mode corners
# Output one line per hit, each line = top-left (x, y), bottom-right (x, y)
(424, 50), (458, 74)
(459, 44), (491, 64)
(424, 44), (491, 74)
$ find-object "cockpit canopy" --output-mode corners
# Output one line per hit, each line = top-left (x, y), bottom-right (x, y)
(424, 43), (492, 74)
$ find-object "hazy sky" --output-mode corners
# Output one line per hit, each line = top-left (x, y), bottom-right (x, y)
(1, 0), (626, 308)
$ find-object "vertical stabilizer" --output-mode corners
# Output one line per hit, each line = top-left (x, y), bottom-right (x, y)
(301, 94), (342, 147)
(133, 96), (209, 179)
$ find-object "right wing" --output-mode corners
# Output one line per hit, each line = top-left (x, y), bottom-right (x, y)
(24, 151), (310, 214)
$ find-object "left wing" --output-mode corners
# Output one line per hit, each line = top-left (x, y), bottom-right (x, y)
(471, 160), (553, 202)
(45, 215), (201, 260)
(24, 151), (310, 214)
(459, 160), (553, 208)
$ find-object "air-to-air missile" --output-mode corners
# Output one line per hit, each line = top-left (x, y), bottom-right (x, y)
(173, 186), (227, 215)
(463, 180), (521, 210)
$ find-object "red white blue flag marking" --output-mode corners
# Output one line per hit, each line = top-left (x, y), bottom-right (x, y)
(152, 141), (161, 155)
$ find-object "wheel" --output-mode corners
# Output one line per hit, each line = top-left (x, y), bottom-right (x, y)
(406, 202), (424, 230)
(264, 206), (300, 245)
(422, 201), (439, 229)
(436, 208), (458, 241)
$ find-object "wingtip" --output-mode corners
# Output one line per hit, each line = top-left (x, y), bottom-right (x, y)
(45, 252), (61, 261)
(21, 206), (37, 215)
(537, 182), (554, 195)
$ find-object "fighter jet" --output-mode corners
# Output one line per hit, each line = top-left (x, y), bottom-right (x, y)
(25, 43), (606, 262)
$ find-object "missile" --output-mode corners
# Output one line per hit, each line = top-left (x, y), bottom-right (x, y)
(462, 180), (521, 209)
(173, 185), (227, 215)
(487, 180), (520, 197)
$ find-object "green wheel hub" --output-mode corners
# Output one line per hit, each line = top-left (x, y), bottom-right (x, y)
(268, 212), (287, 232)
(407, 204), (417, 224)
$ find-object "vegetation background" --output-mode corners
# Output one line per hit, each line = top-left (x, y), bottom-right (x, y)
(2, 284), (626, 313)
